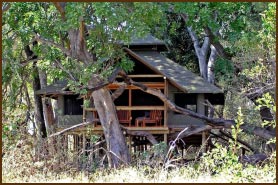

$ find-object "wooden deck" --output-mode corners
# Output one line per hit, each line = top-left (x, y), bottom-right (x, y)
(57, 125), (169, 135)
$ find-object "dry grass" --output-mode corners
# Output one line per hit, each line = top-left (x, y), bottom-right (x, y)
(2, 136), (276, 183)
(3, 165), (276, 183)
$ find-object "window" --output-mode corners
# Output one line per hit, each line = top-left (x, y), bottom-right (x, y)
(174, 93), (197, 113)
(64, 95), (83, 115)
(132, 90), (164, 106)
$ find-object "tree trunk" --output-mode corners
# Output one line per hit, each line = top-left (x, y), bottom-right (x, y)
(207, 45), (217, 84)
(92, 86), (131, 168)
(24, 44), (47, 138)
(198, 54), (208, 80)
(33, 66), (47, 138)
(187, 26), (210, 80)
(38, 70), (55, 134)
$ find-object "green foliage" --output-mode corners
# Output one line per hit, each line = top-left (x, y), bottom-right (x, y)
(259, 2), (276, 57)
(83, 99), (90, 108)
(231, 107), (244, 153)
(200, 108), (245, 177)
(200, 143), (241, 175)
(255, 93), (276, 145)
(160, 12), (199, 74)
(116, 57), (134, 73)
(214, 57), (234, 87)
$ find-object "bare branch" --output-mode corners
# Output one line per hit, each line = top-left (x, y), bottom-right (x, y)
(219, 129), (256, 152)
(120, 125), (158, 145)
(49, 121), (96, 137)
(187, 26), (200, 52)
(244, 83), (275, 100)
(117, 71), (276, 140)
(53, 2), (66, 20)
(20, 57), (42, 67)
(204, 26), (231, 59)
(170, 125), (212, 141)
(34, 34), (71, 57)
(204, 99), (222, 118)
(54, 59), (78, 82)
(2, 3), (11, 13)
(201, 36), (210, 55)
(111, 83), (127, 101)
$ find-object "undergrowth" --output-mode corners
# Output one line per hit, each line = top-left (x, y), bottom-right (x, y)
(2, 134), (276, 183)
(2, 104), (276, 183)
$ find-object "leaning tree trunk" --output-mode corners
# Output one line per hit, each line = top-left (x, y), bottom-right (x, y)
(92, 86), (131, 168)
(24, 45), (47, 138)
(38, 69), (55, 134)
(33, 66), (47, 138)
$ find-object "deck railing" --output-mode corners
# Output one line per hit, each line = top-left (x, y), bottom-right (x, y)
(84, 106), (166, 127)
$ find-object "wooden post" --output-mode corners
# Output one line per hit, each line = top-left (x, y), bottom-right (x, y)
(82, 133), (86, 154)
(128, 136), (132, 154)
(164, 77), (168, 128)
(83, 108), (86, 122)
(201, 131), (207, 153)
(164, 133), (167, 144)
(129, 88), (132, 126)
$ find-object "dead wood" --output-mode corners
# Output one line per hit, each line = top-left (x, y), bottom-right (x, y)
(120, 125), (158, 145)
(111, 83), (127, 101)
(239, 153), (268, 165)
(49, 120), (97, 137)
(219, 129), (256, 152)
(169, 125), (212, 141)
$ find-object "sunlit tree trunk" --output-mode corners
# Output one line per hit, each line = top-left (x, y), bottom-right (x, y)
(207, 45), (217, 84)
(38, 70), (55, 134)
(92, 86), (131, 167)
(187, 26), (210, 81)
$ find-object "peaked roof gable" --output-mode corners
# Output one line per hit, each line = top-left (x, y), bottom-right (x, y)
(125, 49), (223, 94)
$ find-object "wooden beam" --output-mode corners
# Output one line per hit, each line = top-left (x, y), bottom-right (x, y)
(108, 83), (165, 90)
(117, 74), (163, 78)
(201, 131), (207, 153)
(164, 77), (168, 127)
(85, 106), (165, 111)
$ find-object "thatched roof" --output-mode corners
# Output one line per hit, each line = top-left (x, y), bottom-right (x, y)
(127, 50), (223, 94)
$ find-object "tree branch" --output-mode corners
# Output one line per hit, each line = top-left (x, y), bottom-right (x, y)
(117, 71), (275, 140)
(111, 83), (127, 101)
(53, 2), (66, 20)
(201, 36), (210, 56)
(120, 125), (158, 145)
(169, 125), (212, 140)
(2, 3), (11, 13)
(219, 129), (256, 152)
(49, 120), (97, 137)
(187, 26), (200, 52)
(245, 83), (275, 100)
(204, 26), (231, 59)
(54, 59), (78, 82)
(34, 34), (71, 57)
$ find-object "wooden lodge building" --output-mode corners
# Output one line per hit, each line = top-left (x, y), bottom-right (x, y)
(36, 35), (224, 153)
